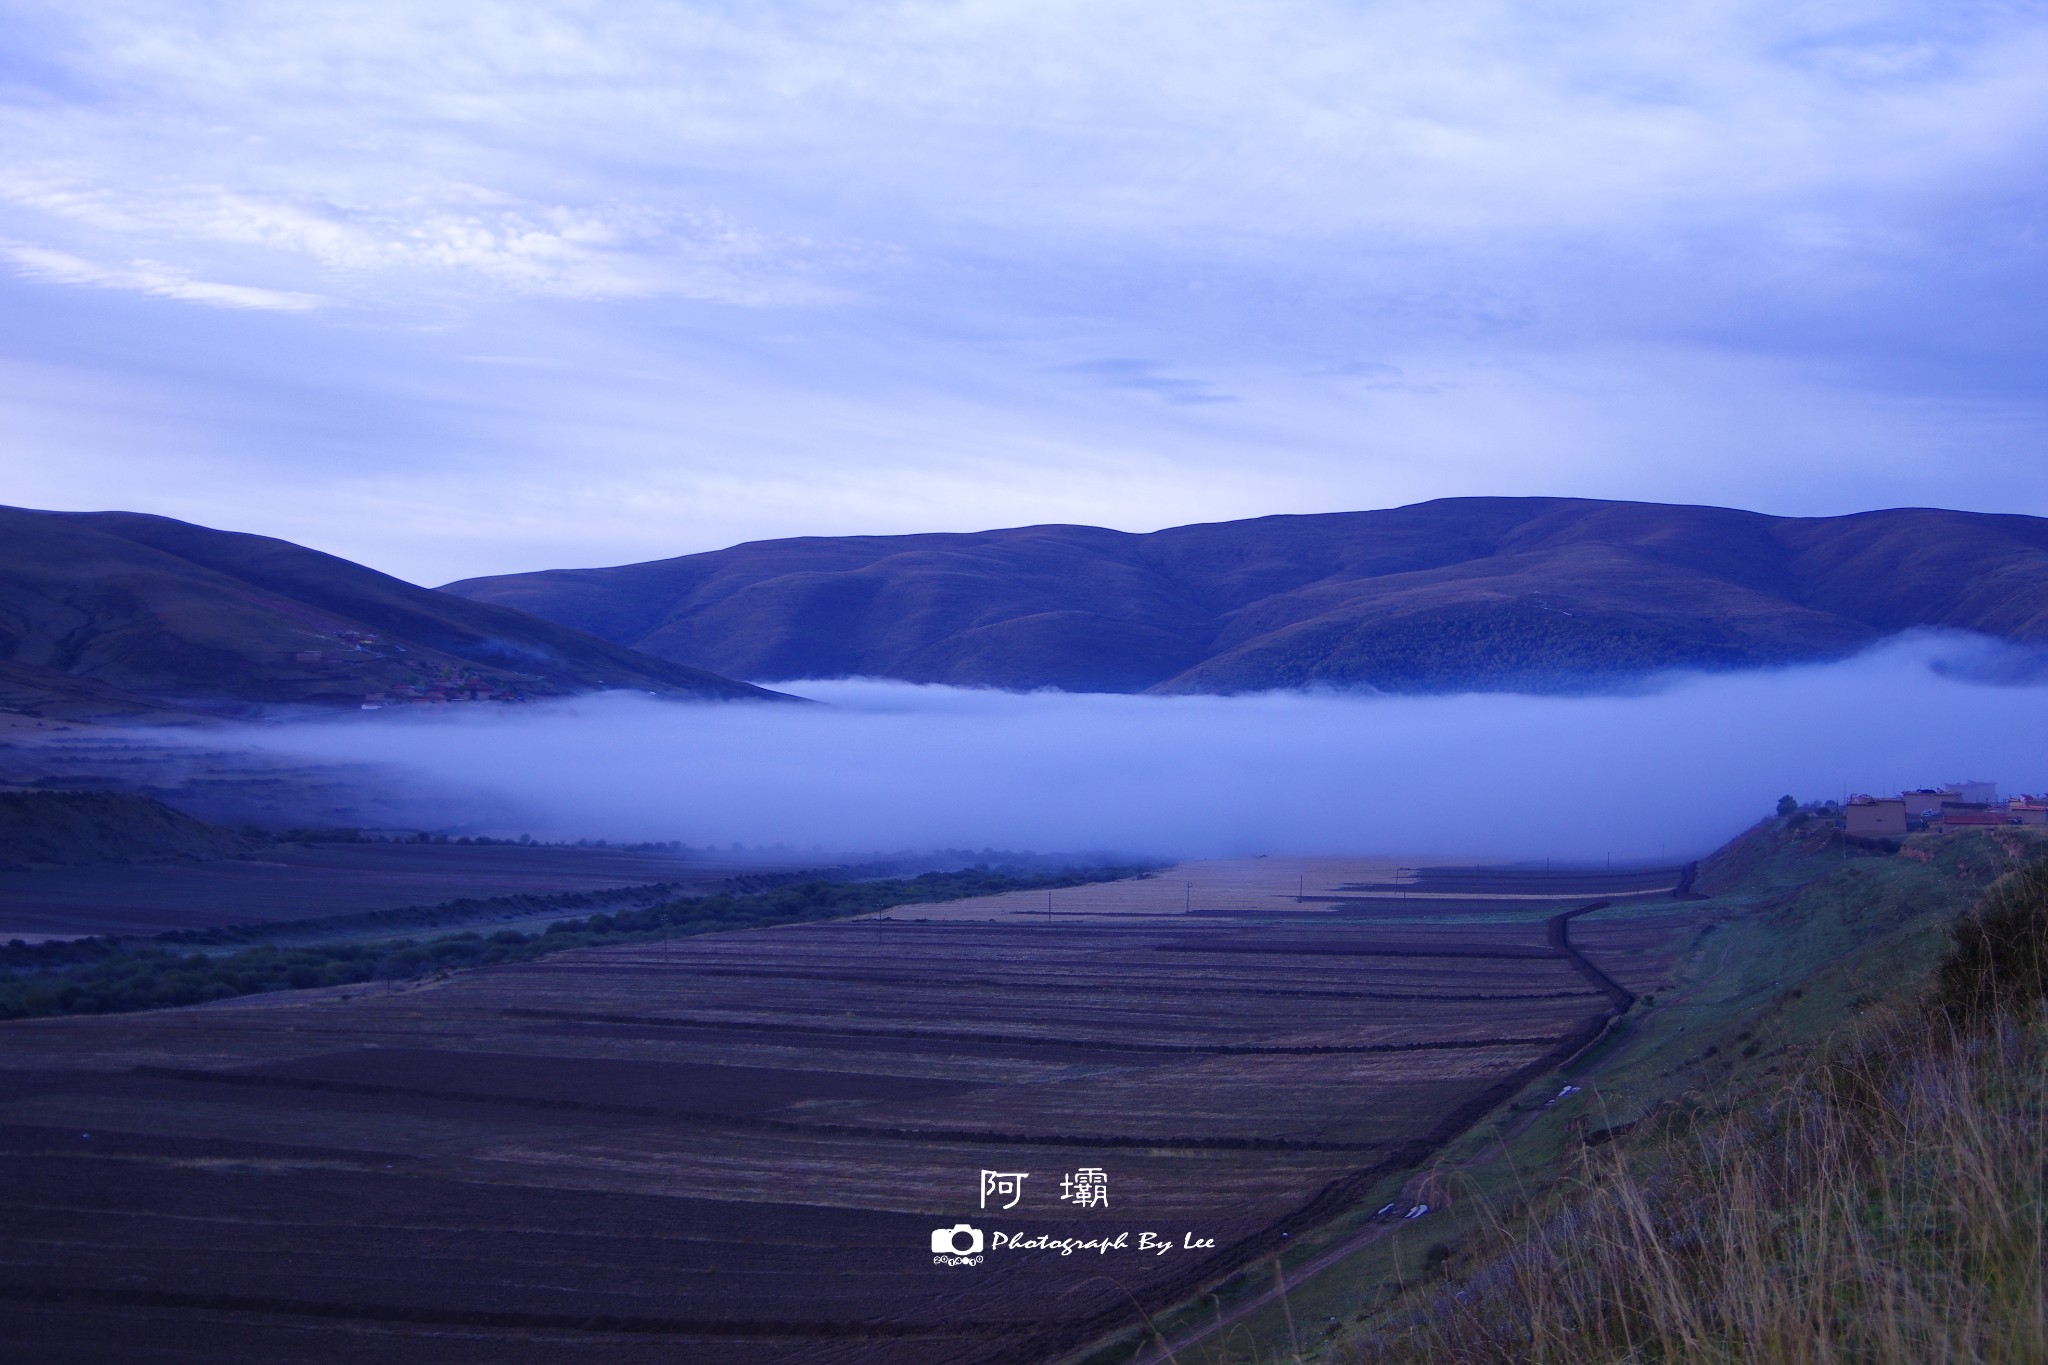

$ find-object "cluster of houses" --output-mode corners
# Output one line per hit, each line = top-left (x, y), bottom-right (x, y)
(280, 633), (529, 710)
(1843, 781), (2048, 836)
(361, 668), (527, 710)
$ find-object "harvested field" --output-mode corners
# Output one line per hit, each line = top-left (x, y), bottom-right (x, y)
(0, 857), (1696, 1363)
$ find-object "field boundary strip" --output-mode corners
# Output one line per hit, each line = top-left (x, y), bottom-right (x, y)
(496, 1007), (1566, 1055)
(125, 1065), (1404, 1152)
(1547, 901), (1637, 1011)
(1152, 944), (1564, 959)
(0, 1281), (1014, 1339)
(1298, 890), (1675, 903)
(615, 965), (1602, 1002)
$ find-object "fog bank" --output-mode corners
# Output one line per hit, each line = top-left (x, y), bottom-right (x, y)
(205, 637), (2048, 861)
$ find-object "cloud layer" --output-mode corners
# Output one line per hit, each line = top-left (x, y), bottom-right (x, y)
(193, 637), (2048, 862)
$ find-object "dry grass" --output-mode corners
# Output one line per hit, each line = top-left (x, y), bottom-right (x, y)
(1344, 870), (2048, 1365)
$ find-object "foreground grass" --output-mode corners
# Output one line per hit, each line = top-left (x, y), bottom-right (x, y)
(0, 864), (1151, 1019)
(1341, 860), (2048, 1365)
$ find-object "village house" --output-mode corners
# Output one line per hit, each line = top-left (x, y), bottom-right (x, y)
(1938, 802), (2011, 830)
(1899, 788), (1954, 819)
(1854, 782), (2029, 834)
(1844, 796), (1908, 837)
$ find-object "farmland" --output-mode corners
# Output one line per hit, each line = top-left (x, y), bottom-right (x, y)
(0, 838), (809, 941)
(0, 856), (1696, 1363)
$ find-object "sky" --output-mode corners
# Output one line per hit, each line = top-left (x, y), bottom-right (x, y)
(3, 1), (2046, 585)
(202, 637), (2048, 858)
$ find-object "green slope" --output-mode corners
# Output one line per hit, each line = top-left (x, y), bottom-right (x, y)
(1112, 815), (2048, 1363)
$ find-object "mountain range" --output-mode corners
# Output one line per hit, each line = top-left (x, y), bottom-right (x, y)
(444, 498), (2048, 693)
(8, 497), (2045, 719)
(0, 506), (782, 719)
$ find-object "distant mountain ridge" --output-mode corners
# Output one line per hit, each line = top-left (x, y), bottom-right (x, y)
(442, 498), (2048, 694)
(0, 506), (783, 719)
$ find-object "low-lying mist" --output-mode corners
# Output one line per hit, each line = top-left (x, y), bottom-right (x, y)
(202, 635), (2047, 862)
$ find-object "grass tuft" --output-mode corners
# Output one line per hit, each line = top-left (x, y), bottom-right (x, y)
(1937, 859), (2048, 1028)
(1342, 864), (2048, 1365)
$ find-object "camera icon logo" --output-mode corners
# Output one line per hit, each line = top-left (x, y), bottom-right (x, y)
(930, 1223), (984, 1257)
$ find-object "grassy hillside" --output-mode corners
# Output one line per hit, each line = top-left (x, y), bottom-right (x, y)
(443, 497), (2048, 694)
(1340, 855), (2048, 1365)
(0, 790), (253, 868)
(1144, 818), (2048, 1365)
(0, 504), (783, 717)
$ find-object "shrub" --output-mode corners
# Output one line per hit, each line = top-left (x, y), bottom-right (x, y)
(1936, 860), (2048, 1026)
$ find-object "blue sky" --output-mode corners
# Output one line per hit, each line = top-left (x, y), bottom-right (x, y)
(2, 1), (2046, 584)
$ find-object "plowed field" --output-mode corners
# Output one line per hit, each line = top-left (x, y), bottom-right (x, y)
(0, 856), (1693, 1363)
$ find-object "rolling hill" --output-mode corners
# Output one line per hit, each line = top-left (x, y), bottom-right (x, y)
(0, 506), (784, 718)
(0, 791), (253, 868)
(442, 497), (2048, 693)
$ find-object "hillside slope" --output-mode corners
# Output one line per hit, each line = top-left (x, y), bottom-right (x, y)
(1122, 815), (2048, 1364)
(1332, 824), (2048, 1365)
(0, 506), (784, 717)
(442, 498), (2048, 693)
(0, 791), (252, 868)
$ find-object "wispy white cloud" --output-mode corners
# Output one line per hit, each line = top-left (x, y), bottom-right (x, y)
(7, 2), (2044, 294)
(0, 239), (325, 310)
(0, 171), (823, 304)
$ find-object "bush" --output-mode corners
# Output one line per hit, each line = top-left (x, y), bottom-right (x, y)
(1936, 860), (2048, 1026)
